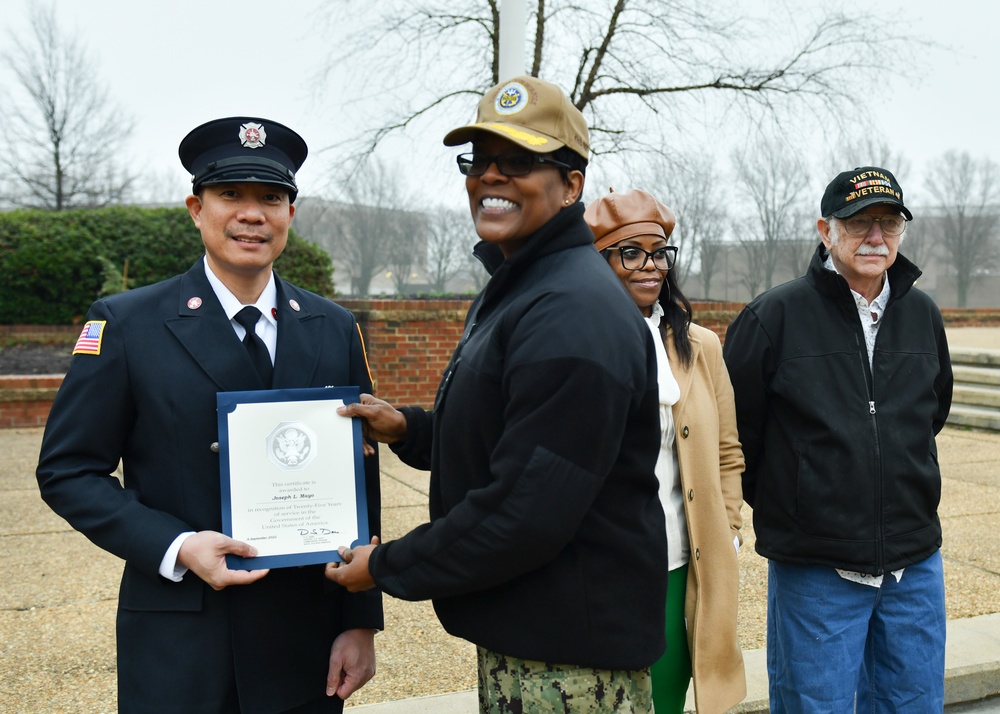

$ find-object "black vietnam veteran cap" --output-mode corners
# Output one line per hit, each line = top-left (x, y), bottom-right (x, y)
(178, 117), (308, 202)
(820, 166), (913, 221)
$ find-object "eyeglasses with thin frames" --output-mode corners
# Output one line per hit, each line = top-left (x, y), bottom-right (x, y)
(456, 152), (571, 177)
(841, 214), (907, 236)
(606, 245), (678, 271)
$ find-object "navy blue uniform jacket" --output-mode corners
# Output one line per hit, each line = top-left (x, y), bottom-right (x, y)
(37, 261), (382, 714)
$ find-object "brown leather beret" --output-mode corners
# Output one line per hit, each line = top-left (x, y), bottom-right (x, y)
(584, 188), (677, 252)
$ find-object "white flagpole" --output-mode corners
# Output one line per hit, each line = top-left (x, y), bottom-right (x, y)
(498, 0), (527, 81)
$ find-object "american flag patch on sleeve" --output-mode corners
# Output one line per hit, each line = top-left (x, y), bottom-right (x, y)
(73, 320), (107, 355)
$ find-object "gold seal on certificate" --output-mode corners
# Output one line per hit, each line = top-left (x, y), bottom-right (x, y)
(216, 386), (370, 569)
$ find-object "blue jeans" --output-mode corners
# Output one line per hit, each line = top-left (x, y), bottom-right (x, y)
(767, 551), (945, 713)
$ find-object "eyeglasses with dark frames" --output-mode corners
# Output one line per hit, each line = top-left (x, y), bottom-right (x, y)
(841, 213), (908, 236)
(456, 152), (572, 177)
(606, 245), (678, 271)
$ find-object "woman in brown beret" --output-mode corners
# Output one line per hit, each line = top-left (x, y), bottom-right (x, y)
(585, 189), (747, 713)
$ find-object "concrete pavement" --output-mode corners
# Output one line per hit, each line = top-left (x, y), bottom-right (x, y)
(7, 424), (999, 712)
(352, 609), (1000, 713)
(354, 426), (1000, 713)
(3, 326), (1000, 712)
(350, 616), (1000, 712)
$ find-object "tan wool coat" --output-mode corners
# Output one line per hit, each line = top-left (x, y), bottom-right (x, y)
(666, 322), (746, 713)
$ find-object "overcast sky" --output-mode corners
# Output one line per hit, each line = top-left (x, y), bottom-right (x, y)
(2, 0), (995, 208)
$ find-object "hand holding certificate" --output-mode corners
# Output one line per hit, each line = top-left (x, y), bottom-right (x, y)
(216, 386), (370, 570)
(325, 535), (380, 592)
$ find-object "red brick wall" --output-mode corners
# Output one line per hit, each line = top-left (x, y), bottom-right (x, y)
(0, 376), (63, 428)
(338, 299), (748, 408)
(940, 308), (1000, 326)
(0, 324), (82, 342)
(339, 299), (472, 409)
(687, 302), (745, 342)
(3, 303), (999, 427)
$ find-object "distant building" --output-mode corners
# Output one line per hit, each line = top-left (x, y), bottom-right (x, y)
(679, 206), (1000, 308)
(293, 196), (482, 297)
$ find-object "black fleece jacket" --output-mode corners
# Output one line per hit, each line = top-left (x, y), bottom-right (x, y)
(724, 244), (953, 574)
(369, 203), (669, 670)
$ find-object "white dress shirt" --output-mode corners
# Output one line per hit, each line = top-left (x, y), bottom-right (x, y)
(158, 258), (278, 581)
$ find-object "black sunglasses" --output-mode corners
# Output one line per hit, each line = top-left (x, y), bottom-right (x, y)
(456, 152), (571, 177)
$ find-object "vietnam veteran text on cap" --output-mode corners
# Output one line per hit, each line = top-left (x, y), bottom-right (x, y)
(820, 166), (912, 221)
(179, 117), (308, 202)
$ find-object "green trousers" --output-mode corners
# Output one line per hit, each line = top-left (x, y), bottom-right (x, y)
(649, 564), (692, 714)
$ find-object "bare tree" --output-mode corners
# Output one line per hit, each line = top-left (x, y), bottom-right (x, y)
(463, 246), (490, 292)
(733, 142), (811, 292)
(783, 208), (820, 279)
(0, 2), (135, 209)
(130, 168), (191, 206)
(425, 207), (476, 292)
(336, 159), (408, 295)
(925, 151), (1000, 307)
(735, 221), (769, 299)
(314, 0), (914, 167)
(895, 214), (937, 273)
(647, 154), (729, 295)
(821, 137), (913, 191)
(386, 211), (428, 294)
(694, 239), (728, 300)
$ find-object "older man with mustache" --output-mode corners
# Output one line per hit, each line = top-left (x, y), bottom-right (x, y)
(723, 166), (953, 713)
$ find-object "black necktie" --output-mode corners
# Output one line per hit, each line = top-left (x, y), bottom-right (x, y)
(233, 306), (273, 388)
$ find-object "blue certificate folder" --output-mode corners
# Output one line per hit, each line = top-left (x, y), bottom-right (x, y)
(216, 386), (369, 570)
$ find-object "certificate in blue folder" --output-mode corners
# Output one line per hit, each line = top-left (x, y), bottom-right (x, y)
(216, 386), (369, 570)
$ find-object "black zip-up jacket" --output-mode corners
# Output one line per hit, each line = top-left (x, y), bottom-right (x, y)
(724, 244), (952, 574)
(369, 204), (669, 670)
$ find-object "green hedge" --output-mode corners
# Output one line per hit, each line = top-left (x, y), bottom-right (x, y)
(0, 206), (334, 325)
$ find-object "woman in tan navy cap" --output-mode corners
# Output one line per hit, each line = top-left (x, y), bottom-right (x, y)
(329, 78), (670, 712)
(586, 189), (746, 714)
